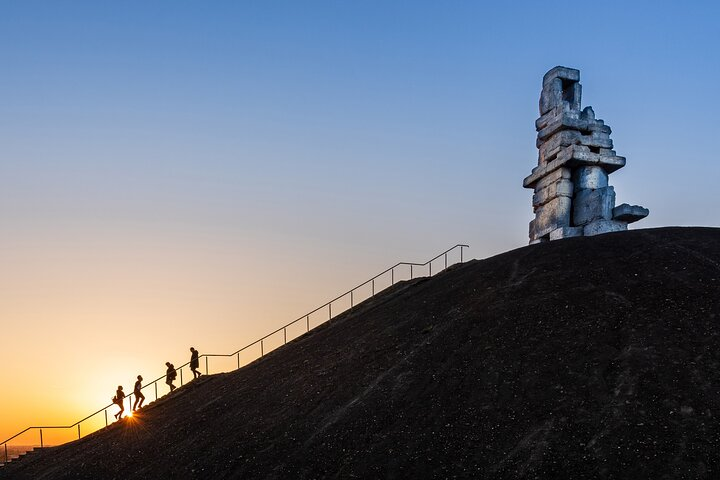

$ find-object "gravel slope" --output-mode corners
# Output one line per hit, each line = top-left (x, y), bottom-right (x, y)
(2, 227), (720, 479)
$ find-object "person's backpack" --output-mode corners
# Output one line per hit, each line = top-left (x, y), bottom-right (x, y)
(112, 396), (119, 405)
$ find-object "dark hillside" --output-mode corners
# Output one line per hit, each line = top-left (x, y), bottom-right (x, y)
(2, 227), (720, 479)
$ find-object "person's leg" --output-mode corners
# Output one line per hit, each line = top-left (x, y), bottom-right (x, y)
(139, 393), (144, 408)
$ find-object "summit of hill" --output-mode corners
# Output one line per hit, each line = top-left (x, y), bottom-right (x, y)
(2, 227), (720, 479)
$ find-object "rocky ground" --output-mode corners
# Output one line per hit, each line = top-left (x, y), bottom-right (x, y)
(1, 227), (719, 479)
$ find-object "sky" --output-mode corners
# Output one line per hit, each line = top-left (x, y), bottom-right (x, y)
(1, 0), (719, 444)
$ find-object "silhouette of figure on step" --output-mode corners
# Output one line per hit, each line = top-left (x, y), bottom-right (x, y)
(190, 347), (202, 379)
(166, 362), (177, 392)
(113, 386), (125, 420)
(133, 375), (145, 410)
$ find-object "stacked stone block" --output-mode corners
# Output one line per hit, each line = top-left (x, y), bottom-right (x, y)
(523, 66), (649, 244)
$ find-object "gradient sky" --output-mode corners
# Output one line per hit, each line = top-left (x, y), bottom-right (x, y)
(1, 0), (719, 443)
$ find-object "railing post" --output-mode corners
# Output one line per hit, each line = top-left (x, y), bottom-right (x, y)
(0, 244), (471, 458)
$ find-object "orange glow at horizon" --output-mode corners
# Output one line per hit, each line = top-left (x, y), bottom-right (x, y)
(1, 230), (459, 446)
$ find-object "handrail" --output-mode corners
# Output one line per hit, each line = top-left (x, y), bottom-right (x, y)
(0, 244), (469, 465)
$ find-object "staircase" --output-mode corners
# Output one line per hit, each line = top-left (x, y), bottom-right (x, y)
(0, 244), (468, 466)
(0, 447), (42, 468)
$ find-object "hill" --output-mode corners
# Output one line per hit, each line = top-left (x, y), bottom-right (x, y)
(2, 227), (719, 479)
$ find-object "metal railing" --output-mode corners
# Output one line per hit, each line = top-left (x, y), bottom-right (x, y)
(1, 244), (469, 465)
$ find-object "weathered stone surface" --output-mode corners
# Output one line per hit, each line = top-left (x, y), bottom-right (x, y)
(542, 66), (580, 86)
(537, 135), (617, 166)
(536, 106), (564, 130)
(532, 196), (572, 239)
(539, 67), (582, 115)
(556, 145), (625, 171)
(534, 167), (572, 190)
(583, 219), (628, 236)
(613, 204), (650, 223)
(524, 66), (648, 243)
(537, 111), (612, 142)
(533, 178), (573, 208)
(549, 226), (584, 241)
(540, 78), (563, 115)
(537, 129), (613, 152)
(581, 106), (595, 121)
(573, 166), (608, 190)
(529, 238), (548, 245)
(529, 219), (555, 243)
(523, 147), (625, 189)
(569, 82), (582, 112)
(573, 186), (616, 226)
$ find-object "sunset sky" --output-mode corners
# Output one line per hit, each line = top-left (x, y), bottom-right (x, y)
(2, 1), (719, 444)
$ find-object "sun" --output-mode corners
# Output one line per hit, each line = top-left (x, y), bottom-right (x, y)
(126, 411), (134, 418)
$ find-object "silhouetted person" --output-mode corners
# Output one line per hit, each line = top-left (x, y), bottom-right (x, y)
(133, 375), (145, 410)
(190, 347), (202, 379)
(113, 386), (125, 420)
(166, 362), (177, 392)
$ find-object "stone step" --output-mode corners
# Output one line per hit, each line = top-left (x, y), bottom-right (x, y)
(1, 447), (41, 467)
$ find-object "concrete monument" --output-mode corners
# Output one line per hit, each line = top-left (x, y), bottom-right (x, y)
(523, 66), (649, 243)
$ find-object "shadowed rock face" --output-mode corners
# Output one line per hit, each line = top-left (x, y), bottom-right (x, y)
(2, 227), (720, 480)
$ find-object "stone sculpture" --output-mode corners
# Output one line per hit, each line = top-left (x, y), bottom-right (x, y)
(523, 66), (649, 243)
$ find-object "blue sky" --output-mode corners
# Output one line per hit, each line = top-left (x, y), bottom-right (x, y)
(1, 0), (719, 439)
